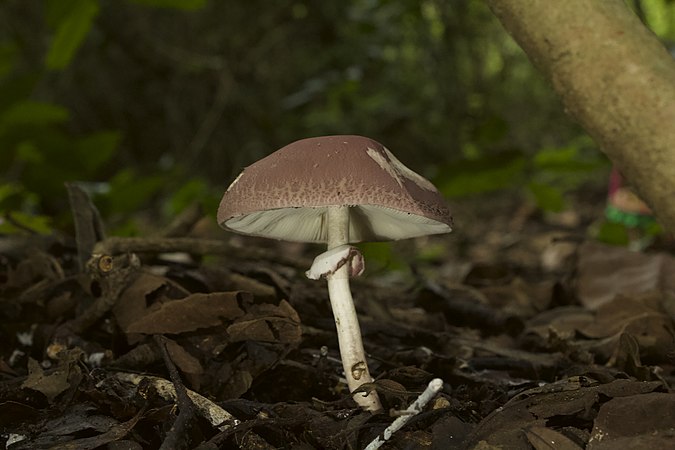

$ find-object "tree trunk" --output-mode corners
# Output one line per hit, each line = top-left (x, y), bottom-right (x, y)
(488, 0), (675, 232)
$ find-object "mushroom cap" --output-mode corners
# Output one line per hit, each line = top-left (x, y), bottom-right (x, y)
(218, 135), (453, 243)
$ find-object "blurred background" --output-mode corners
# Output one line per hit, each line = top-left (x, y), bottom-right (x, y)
(0, 0), (673, 239)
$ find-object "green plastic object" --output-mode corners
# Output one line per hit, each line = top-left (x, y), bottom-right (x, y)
(604, 205), (657, 229)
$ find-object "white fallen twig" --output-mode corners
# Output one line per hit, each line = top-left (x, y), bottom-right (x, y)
(364, 378), (444, 450)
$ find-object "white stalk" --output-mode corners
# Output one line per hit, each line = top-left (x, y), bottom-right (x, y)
(326, 205), (382, 412)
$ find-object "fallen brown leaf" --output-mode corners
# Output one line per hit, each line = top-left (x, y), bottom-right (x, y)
(463, 378), (666, 449)
(577, 242), (675, 310)
(125, 291), (248, 334)
(227, 299), (301, 344)
(525, 425), (584, 450)
(21, 358), (73, 403)
(587, 392), (675, 450)
(113, 272), (190, 332)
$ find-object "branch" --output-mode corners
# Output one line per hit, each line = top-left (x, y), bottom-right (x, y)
(92, 236), (312, 268)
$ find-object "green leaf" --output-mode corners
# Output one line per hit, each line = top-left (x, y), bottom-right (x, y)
(44, 0), (83, 27)
(0, 41), (18, 79)
(596, 222), (630, 246)
(45, 0), (99, 70)
(437, 152), (526, 197)
(533, 144), (606, 173)
(128, 0), (207, 11)
(534, 146), (579, 167)
(470, 115), (508, 147)
(75, 131), (121, 172)
(0, 183), (40, 211)
(15, 141), (44, 164)
(359, 241), (404, 272)
(0, 74), (41, 113)
(167, 178), (208, 215)
(0, 184), (22, 204)
(641, 0), (675, 41)
(416, 242), (448, 263)
(105, 169), (166, 214)
(528, 182), (566, 213)
(0, 211), (53, 235)
(0, 101), (69, 127)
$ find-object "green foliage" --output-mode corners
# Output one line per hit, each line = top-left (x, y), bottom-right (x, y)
(103, 169), (167, 216)
(0, 101), (69, 129)
(0, 211), (53, 235)
(468, 115), (510, 149)
(44, 0), (100, 70)
(0, 184), (51, 234)
(0, 41), (18, 79)
(435, 136), (608, 214)
(595, 218), (662, 249)
(0, 0), (217, 235)
(533, 141), (605, 175)
(639, 0), (675, 41)
(415, 242), (448, 263)
(0, 0), (108, 234)
(0, 119), (120, 210)
(527, 182), (565, 213)
(358, 241), (405, 273)
(77, 132), (122, 173)
(166, 178), (220, 217)
(437, 151), (527, 197)
(128, 0), (207, 10)
(0, 0), (639, 237)
(596, 221), (631, 246)
(0, 183), (28, 210)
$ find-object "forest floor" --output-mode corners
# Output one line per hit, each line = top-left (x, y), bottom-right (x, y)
(1, 184), (674, 449)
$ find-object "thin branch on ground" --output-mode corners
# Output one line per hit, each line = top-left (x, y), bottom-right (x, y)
(365, 378), (444, 450)
(92, 236), (312, 268)
(154, 335), (196, 450)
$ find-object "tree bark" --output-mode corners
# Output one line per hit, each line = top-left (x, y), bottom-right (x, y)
(487, 0), (675, 232)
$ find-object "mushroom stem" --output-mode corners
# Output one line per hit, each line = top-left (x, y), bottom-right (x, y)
(326, 205), (382, 412)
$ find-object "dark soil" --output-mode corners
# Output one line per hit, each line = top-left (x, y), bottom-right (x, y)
(1, 187), (674, 449)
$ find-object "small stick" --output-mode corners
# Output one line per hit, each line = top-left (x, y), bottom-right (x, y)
(364, 378), (444, 450)
(155, 335), (195, 450)
(113, 371), (274, 448)
(57, 253), (140, 337)
(113, 372), (233, 430)
(159, 203), (203, 238)
(92, 236), (312, 268)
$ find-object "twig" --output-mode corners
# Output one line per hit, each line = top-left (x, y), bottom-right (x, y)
(364, 378), (444, 450)
(154, 335), (195, 450)
(111, 343), (160, 368)
(92, 236), (312, 268)
(59, 253), (140, 337)
(159, 203), (204, 238)
(66, 182), (107, 271)
(113, 372), (234, 430)
(2, 211), (43, 235)
(113, 371), (275, 448)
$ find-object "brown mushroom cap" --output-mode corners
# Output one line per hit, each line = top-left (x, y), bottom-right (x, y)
(218, 135), (453, 243)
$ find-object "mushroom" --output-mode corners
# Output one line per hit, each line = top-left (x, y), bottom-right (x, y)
(217, 135), (452, 411)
